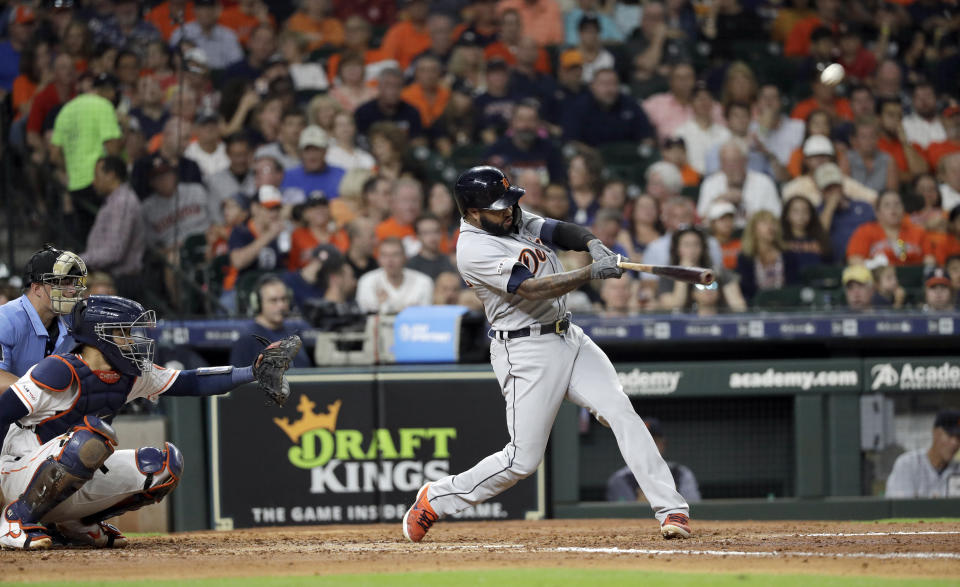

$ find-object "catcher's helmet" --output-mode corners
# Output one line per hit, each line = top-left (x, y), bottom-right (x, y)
(70, 296), (157, 376)
(453, 166), (525, 217)
(24, 244), (88, 315)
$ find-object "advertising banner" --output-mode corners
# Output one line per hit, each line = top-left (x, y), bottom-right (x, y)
(392, 306), (468, 363)
(865, 358), (960, 392)
(210, 372), (542, 529)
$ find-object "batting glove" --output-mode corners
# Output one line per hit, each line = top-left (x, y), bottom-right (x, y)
(587, 239), (616, 262)
(590, 254), (625, 280)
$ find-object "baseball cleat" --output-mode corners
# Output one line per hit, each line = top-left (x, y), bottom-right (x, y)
(0, 501), (52, 550)
(51, 520), (128, 548)
(402, 483), (438, 543)
(660, 513), (691, 539)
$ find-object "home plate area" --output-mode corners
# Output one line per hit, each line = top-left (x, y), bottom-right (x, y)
(4, 520), (958, 582)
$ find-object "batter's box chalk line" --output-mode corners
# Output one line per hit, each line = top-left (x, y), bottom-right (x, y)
(550, 546), (960, 561)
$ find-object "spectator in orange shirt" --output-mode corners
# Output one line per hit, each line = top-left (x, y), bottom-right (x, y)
(147, 0), (196, 41)
(705, 201), (741, 270)
(326, 15), (384, 83)
(783, 0), (840, 57)
(496, 0), (564, 47)
(288, 194), (334, 271)
(877, 97), (929, 182)
(401, 56), (451, 132)
(380, 0), (432, 71)
(661, 136), (701, 188)
(218, 0), (274, 46)
(285, 0), (345, 52)
(926, 106), (960, 170)
(846, 190), (934, 266)
(483, 8), (552, 75)
(11, 39), (48, 120)
(791, 74), (853, 123)
(375, 178), (423, 254)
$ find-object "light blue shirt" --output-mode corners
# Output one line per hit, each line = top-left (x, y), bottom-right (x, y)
(169, 23), (243, 70)
(0, 296), (75, 378)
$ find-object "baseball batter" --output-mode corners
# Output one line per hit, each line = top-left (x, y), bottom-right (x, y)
(402, 166), (691, 542)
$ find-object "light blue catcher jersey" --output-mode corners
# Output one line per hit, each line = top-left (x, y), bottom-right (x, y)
(0, 295), (75, 378)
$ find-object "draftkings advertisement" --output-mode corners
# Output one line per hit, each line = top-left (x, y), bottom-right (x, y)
(209, 373), (543, 529)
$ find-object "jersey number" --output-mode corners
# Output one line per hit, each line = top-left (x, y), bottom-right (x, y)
(519, 248), (547, 274)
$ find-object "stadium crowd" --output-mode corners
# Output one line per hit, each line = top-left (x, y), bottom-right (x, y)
(1, 0), (959, 319)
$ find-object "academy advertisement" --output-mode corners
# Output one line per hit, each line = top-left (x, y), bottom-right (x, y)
(210, 374), (541, 529)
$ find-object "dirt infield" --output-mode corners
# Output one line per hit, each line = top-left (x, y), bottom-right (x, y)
(3, 520), (959, 582)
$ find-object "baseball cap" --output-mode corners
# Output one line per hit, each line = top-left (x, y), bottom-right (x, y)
(9, 5), (35, 25)
(185, 47), (209, 73)
(257, 185), (283, 209)
(943, 105), (960, 118)
(578, 13), (601, 31)
(304, 190), (329, 207)
(842, 265), (873, 286)
(299, 125), (329, 150)
(706, 201), (737, 222)
(487, 57), (509, 72)
(663, 136), (686, 150)
(559, 49), (584, 69)
(934, 409), (960, 436)
(803, 135), (835, 157)
(148, 154), (175, 179)
(644, 417), (663, 438)
(925, 267), (952, 289)
(814, 162), (844, 190)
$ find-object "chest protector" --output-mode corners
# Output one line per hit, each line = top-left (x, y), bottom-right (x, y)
(35, 355), (135, 444)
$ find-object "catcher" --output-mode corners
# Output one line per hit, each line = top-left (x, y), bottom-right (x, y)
(0, 295), (300, 550)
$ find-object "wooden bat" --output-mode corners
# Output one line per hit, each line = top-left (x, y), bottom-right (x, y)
(617, 260), (715, 285)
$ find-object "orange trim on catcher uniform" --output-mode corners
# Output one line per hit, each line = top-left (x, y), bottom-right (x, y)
(37, 356), (83, 429)
(10, 383), (34, 412)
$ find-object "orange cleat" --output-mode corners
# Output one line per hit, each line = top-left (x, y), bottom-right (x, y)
(660, 512), (691, 539)
(402, 484), (438, 543)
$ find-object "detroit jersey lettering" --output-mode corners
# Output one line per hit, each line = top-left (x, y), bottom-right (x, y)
(457, 211), (565, 331)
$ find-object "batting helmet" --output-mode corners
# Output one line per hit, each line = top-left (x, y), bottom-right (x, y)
(24, 244), (88, 315)
(453, 166), (525, 217)
(70, 296), (157, 376)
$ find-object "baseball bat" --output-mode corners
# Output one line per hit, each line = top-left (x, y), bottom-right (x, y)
(617, 260), (715, 285)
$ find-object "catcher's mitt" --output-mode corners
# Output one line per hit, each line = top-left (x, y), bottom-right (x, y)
(252, 334), (302, 406)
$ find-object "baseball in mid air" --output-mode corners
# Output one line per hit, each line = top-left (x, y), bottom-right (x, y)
(820, 63), (845, 86)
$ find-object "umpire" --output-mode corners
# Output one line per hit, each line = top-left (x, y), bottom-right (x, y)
(0, 245), (88, 389)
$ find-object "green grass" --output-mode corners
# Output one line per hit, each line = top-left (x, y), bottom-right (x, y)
(20, 570), (959, 587)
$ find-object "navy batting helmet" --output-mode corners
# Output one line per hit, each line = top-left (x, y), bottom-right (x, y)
(70, 296), (157, 376)
(453, 166), (525, 217)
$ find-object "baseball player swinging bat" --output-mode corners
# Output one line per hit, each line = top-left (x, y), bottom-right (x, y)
(617, 260), (715, 286)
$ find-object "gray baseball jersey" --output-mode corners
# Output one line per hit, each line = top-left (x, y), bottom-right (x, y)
(456, 211), (566, 331)
(885, 448), (960, 498)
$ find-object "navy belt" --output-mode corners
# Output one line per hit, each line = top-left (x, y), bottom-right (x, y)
(496, 316), (570, 340)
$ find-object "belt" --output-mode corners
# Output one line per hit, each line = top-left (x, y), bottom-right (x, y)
(495, 315), (570, 340)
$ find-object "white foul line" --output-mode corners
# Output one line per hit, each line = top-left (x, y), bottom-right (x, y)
(797, 531), (960, 537)
(551, 546), (960, 561)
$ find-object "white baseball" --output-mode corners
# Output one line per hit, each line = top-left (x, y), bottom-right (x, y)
(820, 63), (845, 86)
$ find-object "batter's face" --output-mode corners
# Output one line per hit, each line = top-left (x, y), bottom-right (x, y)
(471, 207), (516, 236)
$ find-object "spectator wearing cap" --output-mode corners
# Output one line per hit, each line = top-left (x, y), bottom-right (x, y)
(564, 1), (623, 46)
(208, 133), (255, 221)
(939, 154), (960, 215)
(218, 0), (276, 46)
(326, 111), (375, 171)
(130, 117), (205, 199)
(184, 111), (229, 179)
(0, 5), (35, 92)
(483, 9), (552, 75)
(282, 244), (357, 314)
(379, 0), (431, 70)
(563, 68), (655, 148)
(550, 50), (586, 117)
(356, 237), (433, 314)
(281, 125), (346, 205)
(605, 417), (701, 503)
(661, 137), (700, 187)
(574, 14), (615, 85)
(751, 84), (805, 173)
(225, 184), (287, 300)
(783, 135), (877, 207)
(401, 55), (451, 134)
(288, 193), (333, 271)
(902, 83), (945, 149)
(285, 0), (345, 53)
(170, 0), (244, 71)
(141, 153), (211, 258)
(846, 190), (934, 266)
(406, 214), (456, 279)
(643, 63), (722, 143)
(81, 155), (146, 299)
(841, 264), (875, 311)
(923, 268), (956, 312)
(223, 24), (277, 83)
(886, 409), (960, 499)
(146, 0), (196, 42)
(50, 72), (123, 246)
(925, 106), (960, 171)
(674, 83), (730, 175)
(354, 68), (424, 143)
(877, 97), (929, 183)
(89, 0), (162, 57)
(697, 141), (782, 228)
(843, 116), (898, 194)
(496, 0), (562, 47)
(816, 162), (876, 258)
(706, 201), (740, 270)
(485, 100), (565, 185)
(255, 108), (307, 171)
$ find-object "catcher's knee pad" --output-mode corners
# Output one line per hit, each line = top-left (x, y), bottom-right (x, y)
(11, 416), (118, 524)
(81, 442), (183, 525)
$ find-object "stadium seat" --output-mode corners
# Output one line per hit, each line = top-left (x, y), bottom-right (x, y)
(895, 265), (926, 288)
(450, 144), (487, 172)
(597, 142), (659, 186)
(754, 285), (812, 310)
(800, 264), (843, 289)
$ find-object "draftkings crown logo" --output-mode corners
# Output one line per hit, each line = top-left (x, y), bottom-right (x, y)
(273, 395), (342, 443)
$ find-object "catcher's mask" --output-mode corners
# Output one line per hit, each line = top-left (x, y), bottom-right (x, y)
(25, 245), (88, 315)
(71, 296), (157, 376)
